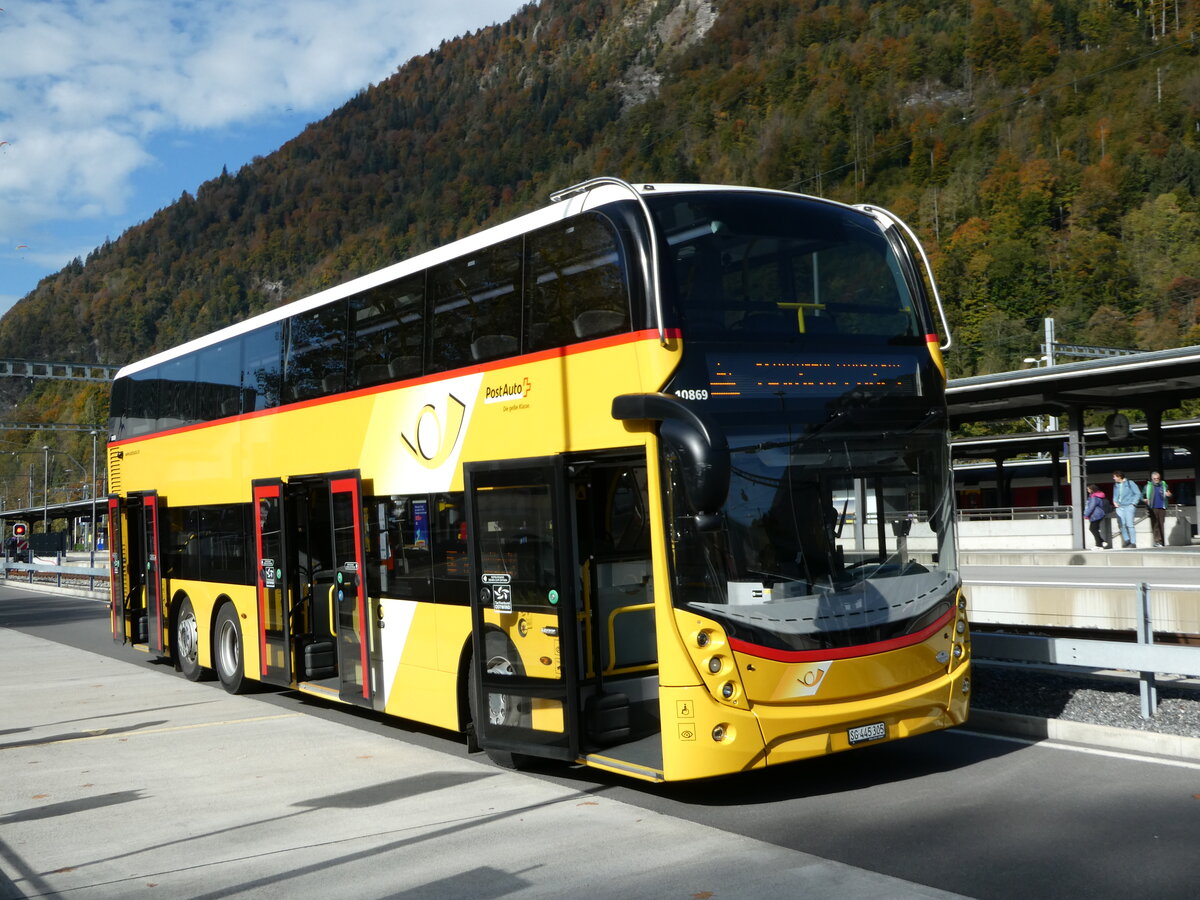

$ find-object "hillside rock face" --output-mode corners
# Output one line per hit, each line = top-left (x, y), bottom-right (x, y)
(0, 0), (1198, 397)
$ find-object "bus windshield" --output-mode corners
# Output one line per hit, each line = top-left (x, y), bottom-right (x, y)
(650, 190), (925, 345)
(664, 411), (957, 653)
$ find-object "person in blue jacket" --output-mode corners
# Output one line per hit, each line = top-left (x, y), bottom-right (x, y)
(1143, 471), (1172, 547)
(1112, 471), (1140, 549)
(1083, 484), (1111, 550)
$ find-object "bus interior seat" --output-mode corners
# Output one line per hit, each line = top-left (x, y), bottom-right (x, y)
(356, 363), (390, 386)
(527, 321), (551, 350)
(573, 309), (625, 339)
(388, 356), (422, 379)
(470, 334), (519, 361)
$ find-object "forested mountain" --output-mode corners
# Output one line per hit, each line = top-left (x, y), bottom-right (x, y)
(3, 0), (1200, 430)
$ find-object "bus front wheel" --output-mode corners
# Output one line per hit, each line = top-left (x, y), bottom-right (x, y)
(467, 632), (532, 770)
(213, 604), (246, 694)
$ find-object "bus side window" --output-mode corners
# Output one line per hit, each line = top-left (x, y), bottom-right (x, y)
(283, 300), (349, 403)
(159, 353), (198, 431)
(196, 338), (243, 419)
(242, 322), (282, 412)
(369, 496), (434, 602)
(429, 240), (521, 372)
(526, 214), (630, 352)
(431, 493), (469, 605)
(125, 366), (160, 437)
(350, 275), (425, 389)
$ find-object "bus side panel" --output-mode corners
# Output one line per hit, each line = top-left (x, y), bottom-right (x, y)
(375, 598), (459, 728)
(166, 581), (262, 681)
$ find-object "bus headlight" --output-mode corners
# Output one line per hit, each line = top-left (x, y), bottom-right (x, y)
(708, 656), (723, 674)
(721, 681), (735, 699)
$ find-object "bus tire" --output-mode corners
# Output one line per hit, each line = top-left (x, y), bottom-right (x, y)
(213, 604), (247, 694)
(175, 597), (208, 682)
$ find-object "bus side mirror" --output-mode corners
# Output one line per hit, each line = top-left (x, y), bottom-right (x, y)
(612, 393), (729, 531)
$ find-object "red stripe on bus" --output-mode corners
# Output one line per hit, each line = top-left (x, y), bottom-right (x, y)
(109, 328), (680, 448)
(727, 607), (955, 663)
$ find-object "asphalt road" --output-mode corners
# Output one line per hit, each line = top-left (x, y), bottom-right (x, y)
(3, 586), (1199, 899)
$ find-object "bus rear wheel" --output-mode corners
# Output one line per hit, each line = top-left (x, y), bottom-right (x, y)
(213, 604), (246, 694)
(175, 597), (207, 682)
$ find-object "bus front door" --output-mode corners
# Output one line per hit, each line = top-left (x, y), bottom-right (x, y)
(465, 457), (579, 762)
(253, 480), (293, 686)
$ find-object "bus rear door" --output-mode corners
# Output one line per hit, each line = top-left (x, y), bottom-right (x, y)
(108, 493), (165, 651)
(465, 457), (580, 762)
(107, 495), (128, 644)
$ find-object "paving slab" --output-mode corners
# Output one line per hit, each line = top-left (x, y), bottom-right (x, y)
(0, 628), (963, 899)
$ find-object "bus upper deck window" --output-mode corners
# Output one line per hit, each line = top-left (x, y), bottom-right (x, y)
(526, 214), (630, 352)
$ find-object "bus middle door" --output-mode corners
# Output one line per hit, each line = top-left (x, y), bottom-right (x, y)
(253, 479), (293, 686)
(329, 474), (372, 708)
(465, 457), (580, 762)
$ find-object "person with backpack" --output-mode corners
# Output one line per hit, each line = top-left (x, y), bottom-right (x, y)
(1084, 484), (1111, 550)
(1112, 471), (1140, 549)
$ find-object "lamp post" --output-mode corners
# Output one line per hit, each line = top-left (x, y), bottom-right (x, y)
(90, 430), (98, 565)
(42, 445), (49, 531)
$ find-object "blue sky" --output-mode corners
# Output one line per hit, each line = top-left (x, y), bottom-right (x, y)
(0, 0), (527, 319)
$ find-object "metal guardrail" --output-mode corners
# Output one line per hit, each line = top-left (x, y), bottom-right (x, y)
(970, 580), (1200, 719)
(2, 557), (108, 592)
(956, 505), (1072, 521)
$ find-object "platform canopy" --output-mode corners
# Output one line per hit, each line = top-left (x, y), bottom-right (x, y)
(945, 345), (1200, 549)
(947, 345), (1200, 426)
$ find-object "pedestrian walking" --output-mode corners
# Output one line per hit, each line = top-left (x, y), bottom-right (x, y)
(1143, 471), (1171, 547)
(1084, 484), (1111, 550)
(1112, 470), (1140, 549)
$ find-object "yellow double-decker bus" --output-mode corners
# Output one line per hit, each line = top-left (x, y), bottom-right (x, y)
(106, 177), (969, 782)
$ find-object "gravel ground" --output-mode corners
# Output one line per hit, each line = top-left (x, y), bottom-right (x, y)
(971, 663), (1200, 740)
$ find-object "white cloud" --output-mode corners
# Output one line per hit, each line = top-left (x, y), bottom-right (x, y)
(0, 0), (525, 251)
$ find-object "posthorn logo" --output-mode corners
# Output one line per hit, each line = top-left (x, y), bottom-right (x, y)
(401, 393), (467, 467)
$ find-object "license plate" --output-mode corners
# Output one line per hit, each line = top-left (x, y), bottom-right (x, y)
(848, 721), (887, 745)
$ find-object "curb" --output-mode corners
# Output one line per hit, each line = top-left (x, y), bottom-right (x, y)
(967, 709), (1200, 762)
(0, 578), (108, 602)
